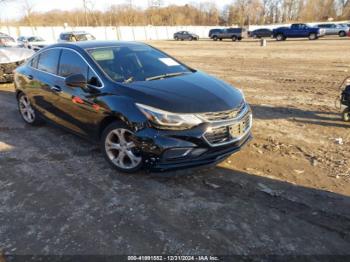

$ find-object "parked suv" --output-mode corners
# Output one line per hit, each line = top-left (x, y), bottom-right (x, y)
(14, 41), (252, 173)
(173, 31), (199, 41)
(58, 31), (96, 42)
(317, 23), (349, 37)
(209, 28), (247, 41)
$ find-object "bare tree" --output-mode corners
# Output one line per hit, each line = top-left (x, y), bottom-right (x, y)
(4, 0), (349, 27)
(82, 0), (89, 26)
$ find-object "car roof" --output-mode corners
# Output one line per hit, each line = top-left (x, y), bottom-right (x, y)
(61, 31), (91, 35)
(19, 36), (41, 38)
(47, 40), (148, 50)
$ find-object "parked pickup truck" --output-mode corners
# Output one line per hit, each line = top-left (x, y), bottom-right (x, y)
(209, 28), (247, 41)
(272, 23), (325, 41)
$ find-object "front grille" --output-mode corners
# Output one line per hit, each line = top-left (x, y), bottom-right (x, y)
(198, 102), (246, 122)
(204, 113), (252, 146)
(204, 126), (230, 145)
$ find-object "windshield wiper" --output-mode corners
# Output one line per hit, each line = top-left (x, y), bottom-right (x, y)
(123, 77), (134, 84)
(145, 72), (189, 81)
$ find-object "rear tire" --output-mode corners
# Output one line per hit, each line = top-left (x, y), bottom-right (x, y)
(339, 31), (346, 37)
(101, 122), (143, 173)
(17, 93), (44, 126)
(174, 36), (179, 41)
(276, 34), (285, 41)
(231, 36), (237, 42)
(309, 33), (317, 40)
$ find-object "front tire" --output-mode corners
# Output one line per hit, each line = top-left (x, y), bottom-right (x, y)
(213, 36), (218, 41)
(101, 122), (143, 173)
(342, 108), (350, 122)
(17, 93), (43, 125)
(231, 36), (237, 42)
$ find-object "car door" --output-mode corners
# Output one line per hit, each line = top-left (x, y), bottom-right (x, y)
(299, 24), (308, 37)
(53, 48), (103, 136)
(320, 24), (330, 35)
(330, 24), (338, 35)
(289, 25), (299, 37)
(27, 48), (63, 123)
(263, 29), (271, 37)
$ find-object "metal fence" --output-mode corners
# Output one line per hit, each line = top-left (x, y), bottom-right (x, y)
(0, 26), (219, 41)
(1, 21), (349, 42)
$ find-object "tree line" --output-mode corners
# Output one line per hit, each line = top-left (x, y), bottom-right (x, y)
(1, 0), (350, 27)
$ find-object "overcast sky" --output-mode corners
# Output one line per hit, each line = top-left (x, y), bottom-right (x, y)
(1, 0), (234, 20)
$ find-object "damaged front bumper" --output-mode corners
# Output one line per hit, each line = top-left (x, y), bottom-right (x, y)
(133, 110), (253, 172)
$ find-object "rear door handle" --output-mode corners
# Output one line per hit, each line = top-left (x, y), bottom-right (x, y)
(50, 85), (62, 92)
(26, 74), (33, 80)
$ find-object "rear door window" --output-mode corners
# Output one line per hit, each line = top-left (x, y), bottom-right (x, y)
(37, 49), (61, 74)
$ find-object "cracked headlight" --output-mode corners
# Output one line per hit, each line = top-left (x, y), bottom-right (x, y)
(136, 103), (203, 130)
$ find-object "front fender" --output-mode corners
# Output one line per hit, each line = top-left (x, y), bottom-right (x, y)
(98, 94), (147, 127)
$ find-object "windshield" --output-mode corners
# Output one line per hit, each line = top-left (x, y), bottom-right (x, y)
(0, 36), (15, 46)
(88, 45), (192, 83)
(28, 36), (44, 42)
(75, 33), (95, 41)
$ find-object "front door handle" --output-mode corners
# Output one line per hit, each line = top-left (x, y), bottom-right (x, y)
(26, 74), (33, 80)
(50, 85), (62, 92)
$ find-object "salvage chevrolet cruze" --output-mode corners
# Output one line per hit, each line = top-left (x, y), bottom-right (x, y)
(14, 41), (252, 173)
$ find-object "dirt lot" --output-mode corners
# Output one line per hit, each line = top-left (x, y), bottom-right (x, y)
(1, 38), (350, 257)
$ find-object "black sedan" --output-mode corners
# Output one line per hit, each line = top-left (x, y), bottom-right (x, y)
(250, 28), (272, 38)
(14, 41), (252, 173)
(173, 31), (199, 41)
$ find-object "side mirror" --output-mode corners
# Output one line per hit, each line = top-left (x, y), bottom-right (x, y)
(65, 74), (87, 89)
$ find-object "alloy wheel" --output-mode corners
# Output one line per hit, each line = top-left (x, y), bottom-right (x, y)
(105, 128), (142, 170)
(19, 94), (35, 123)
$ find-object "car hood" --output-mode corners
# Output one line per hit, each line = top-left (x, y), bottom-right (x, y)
(117, 71), (244, 113)
(0, 47), (35, 63)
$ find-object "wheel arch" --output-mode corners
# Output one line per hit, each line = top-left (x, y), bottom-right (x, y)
(98, 116), (123, 139)
(96, 96), (147, 140)
(15, 90), (24, 100)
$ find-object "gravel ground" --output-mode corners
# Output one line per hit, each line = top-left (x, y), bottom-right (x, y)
(0, 37), (350, 258)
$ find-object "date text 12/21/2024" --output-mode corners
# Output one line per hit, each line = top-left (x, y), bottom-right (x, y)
(127, 255), (221, 261)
